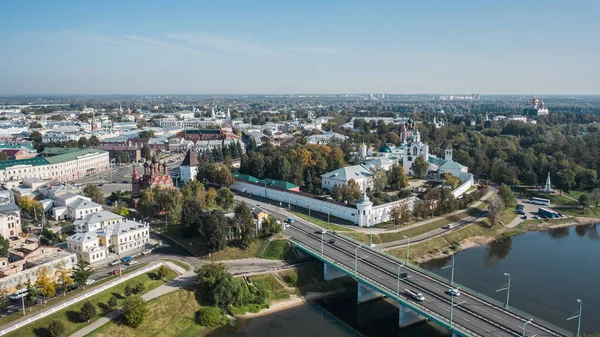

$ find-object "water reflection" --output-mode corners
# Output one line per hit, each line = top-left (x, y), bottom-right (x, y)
(484, 236), (513, 268)
(547, 227), (570, 239)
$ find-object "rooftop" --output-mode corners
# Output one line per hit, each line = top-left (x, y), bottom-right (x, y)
(45, 148), (107, 164)
(0, 157), (49, 170)
(321, 164), (372, 181)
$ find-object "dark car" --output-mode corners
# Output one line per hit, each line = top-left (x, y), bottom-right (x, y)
(327, 239), (335, 244)
(521, 215), (527, 219)
(400, 273), (408, 279)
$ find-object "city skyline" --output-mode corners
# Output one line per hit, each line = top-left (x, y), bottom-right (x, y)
(2, 0), (600, 95)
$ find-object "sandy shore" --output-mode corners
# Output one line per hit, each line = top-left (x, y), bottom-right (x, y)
(240, 292), (335, 318)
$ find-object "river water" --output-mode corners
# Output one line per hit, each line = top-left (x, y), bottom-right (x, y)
(210, 224), (599, 337)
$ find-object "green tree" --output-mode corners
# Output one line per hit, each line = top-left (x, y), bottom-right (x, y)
(578, 193), (590, 209)
(262, 216), (281, 236)
(211, 164), (234, 186)
(47, 320), (66, 337)
(341, 179), (362, 204)
(557, 169), (576, 194)
(0, 289), (8, 310)
(122, 295), (149, 328)
(134, 281), (145, 294)
(371, 167), (387, 191)
(0, 236), (9, 258)
(72, 260), (94, 288)
(591, 188), (600, 208)
(108, 295), (118, 308)
(411, 155), (429, 178)
(216, 187), (235, 210)
(330, 184), (342, 201)
(26, 279), (38, 306)
(442, 173), (462, 189)
(138, 130), (155, 139)
(204, 212), (229, 253)
(388, 164), (408, 189)
(79, 301), (97, 322)
(487, 196), (505, 228)
(31, 131), (43, 143)
(54, 261), (73, 296)
(83, 184), (104, 204)
(125, 285), (134, 297)
(497, 185), (517, 208)
(77, 137), (89, 148)
(157, 265), (169, 280)
(195, 307), (226, 327)
(112, 201), (129, 216)
(194, 263), (252, 308)
(235, 202), (255, 248)
(0, 152), (8, 161)
(141, 146), (152, 161)
(88, 135), (100, 146)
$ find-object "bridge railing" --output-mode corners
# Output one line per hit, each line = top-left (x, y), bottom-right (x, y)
(291, 239), (481, 337)
(335, 233), (573, 337)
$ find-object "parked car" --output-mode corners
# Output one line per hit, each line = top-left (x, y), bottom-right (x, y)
(121, 256), (132, 263)
(533, 215), (540, 219)
(85, 279), (96, 285)
(109, 260), (121, 266)
(112, 270), (121, 275)
(521, 215), (527, 219)
(517, 209), (526, 215)
(142, 248), (153, 255)
(443, 224), (455, 230)
(517, 204), (524, 209)
(125, 260), (138, 266)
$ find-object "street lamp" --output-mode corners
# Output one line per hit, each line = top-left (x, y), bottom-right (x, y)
(566, 299), (582, 337)
(522, 318), (532, 337)
(496, 273), (511, 308)
(354, 245), (362, 276)
(441, 254), (455, 285)
(403, 236), (410, 263)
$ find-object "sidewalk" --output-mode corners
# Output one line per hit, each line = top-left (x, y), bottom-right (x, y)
(69, 269), (196, 337)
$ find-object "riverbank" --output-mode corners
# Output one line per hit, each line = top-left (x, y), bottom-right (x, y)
(398, 215), (600, 264)
(241, 291), (337, 318)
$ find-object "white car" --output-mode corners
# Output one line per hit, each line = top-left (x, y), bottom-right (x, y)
(369, 243), (376, 248)
(125, 260), (139, 266)
(446, 288), (461, 296)
(109, 260), (121, 266)
(443, 224), (455, 229)
(85, 279), (96, 285)
(142, 248), (153, 255)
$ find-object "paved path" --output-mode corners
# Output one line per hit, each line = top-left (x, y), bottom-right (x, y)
(69, 268), (196, 337)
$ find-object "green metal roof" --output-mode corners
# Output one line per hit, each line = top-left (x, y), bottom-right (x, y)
(45, 148), (107, 164)
(41, 147), (82, 156)
(0, 157), (49, 170)
(0, 143), (34, 150)
(439, 161), (462, 170)
(379, 145), (392, 153)
(262, 178), (298, 190)
(428, 156), (444, 166)
(232, 172), (261, 183)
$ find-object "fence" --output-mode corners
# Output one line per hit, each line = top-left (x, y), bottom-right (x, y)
(0, 262), (164, 336)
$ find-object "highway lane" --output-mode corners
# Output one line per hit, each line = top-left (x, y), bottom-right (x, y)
(285, 221), (565, 337)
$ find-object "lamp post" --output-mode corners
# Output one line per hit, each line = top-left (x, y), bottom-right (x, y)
(441, 254), (455, 285)
(522, 319), (532, 337)
(396, 263), (403, 299)
(403, 236), (410, 263)
(354, 245), (362, 276)
(566, 299), (582, 337)
(496, 273), (511, 308)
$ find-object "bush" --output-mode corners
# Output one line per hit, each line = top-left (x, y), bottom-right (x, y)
(157, 265), (169, 279)
(195, 307), (226, 327)
(124, 284), (134, 297)
(79, 301), (97, 322)
(122, 295), (148, 328)
(282, 272), (298, 287)
(48, 320), (65, 337)
(108, 295), (118, 308)
(134, 281), (145, 294)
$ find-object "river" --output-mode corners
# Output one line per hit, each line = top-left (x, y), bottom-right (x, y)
(210, 224), (599, 337)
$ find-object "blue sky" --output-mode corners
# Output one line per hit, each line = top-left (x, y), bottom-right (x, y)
(1, 0), (599, 95)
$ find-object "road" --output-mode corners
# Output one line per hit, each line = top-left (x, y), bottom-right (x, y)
(234, 194), (569, 337)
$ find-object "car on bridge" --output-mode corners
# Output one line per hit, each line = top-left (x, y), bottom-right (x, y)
(446, 288), (461, 296)
(315, 229), (327, 234)
(327, 239), (335, 244)
(405, 289), (425, 302)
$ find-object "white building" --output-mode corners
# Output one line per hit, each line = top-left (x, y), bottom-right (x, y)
(307, 131), (348, 145)
(402, 131), (429, 176)
(0, 148), (109, 183)
(180, 149), (199, 182)
(321, 164), (373, 192)
(0, 204), (21, 239)
(52, 192), (102, 220)
(67, 213), (150, 264)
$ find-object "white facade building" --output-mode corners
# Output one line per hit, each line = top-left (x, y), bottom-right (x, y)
(321, 164), (373, 192)
(180, 150), (199, 182)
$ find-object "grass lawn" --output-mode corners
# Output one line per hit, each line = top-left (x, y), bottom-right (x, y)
(248, 274), (290, 301)
(499, 208), (517, 225)
(556, 207), (600, 218)
(6, 267), (177, 337)
(389, 236), (449, 261)
(162, 258), (192, 271)
(565, 190), (586, 200)
(0, 264), (150, 327)
(260, 240), (297, 261)
(341, 231), (383, 245)
(279, 262), (355, 295)
(87, 290), (208, 337)
(209, 237), (267, 261)
(291, 211), (352, 232)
